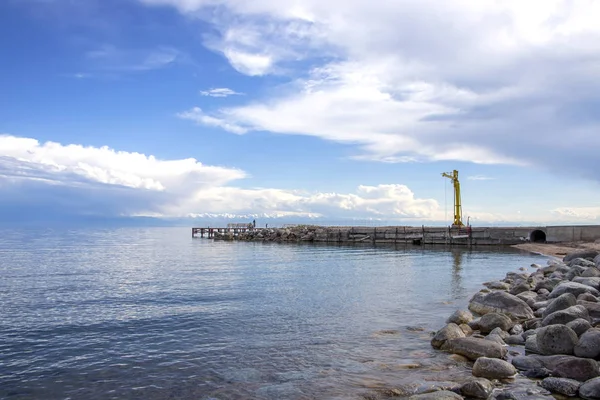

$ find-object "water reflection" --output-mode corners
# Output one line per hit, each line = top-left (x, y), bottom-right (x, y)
(451, 249), (465, 296)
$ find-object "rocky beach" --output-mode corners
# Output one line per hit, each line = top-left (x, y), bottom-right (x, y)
(421, 249), (600, 400)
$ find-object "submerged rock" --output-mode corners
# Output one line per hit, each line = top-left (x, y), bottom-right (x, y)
(408, 390), (463, 400)
(431, 323), (465, 349)
(460, 378), (493, 399)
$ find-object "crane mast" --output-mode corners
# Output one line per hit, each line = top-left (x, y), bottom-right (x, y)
(441, 169), (464, 227)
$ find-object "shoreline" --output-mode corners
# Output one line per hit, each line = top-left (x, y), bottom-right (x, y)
(512, 241), (600, 258)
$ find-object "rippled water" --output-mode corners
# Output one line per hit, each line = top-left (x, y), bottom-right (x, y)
(0, 228), (547, 399)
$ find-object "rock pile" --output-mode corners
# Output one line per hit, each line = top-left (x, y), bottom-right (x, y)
(213, 225), (321, 242)
(429, 249), (600, 399)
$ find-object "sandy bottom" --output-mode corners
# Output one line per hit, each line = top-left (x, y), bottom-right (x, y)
(512, 241), (600, 259)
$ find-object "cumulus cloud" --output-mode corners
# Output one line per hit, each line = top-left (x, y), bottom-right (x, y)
(141, 0), (600, 181)
(200, 88), (244, 97)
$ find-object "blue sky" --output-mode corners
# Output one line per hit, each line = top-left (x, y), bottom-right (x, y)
(1, 0), (600, 227)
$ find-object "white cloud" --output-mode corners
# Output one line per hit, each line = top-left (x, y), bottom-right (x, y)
(138, 0), (600, 180)
(468, 175), (495, 181)
(85, 45), (183, 71)
(200, 88), (244, 97)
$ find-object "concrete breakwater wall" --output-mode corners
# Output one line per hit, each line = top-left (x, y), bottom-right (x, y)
(209, 225), (600, 246)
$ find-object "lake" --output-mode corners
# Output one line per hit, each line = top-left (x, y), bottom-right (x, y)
(0, 227), (547, 399)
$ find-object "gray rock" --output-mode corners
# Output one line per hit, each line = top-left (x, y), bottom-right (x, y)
(575, 328), (600, 358)
(595, 254), (600, 267)
(522, 367), (552, 378)
(543, 293), (578, 318)
(472, 357), (517, 379)
(505, 335), (525, 345)
(533, 301), (550, 311)
(538, 288), (551, 298)
(526, 334), (541, 354)
(469, 291), (535, 320)
(489, 327), (510, 339)
(578, 300), (600, 321)
(531, 355), (600, 382)
(480, 313), (513, 333)
(549, 282), (600, 299)
(442, 337), (508, 360)
(579, 293), (600, 302)
(512, 355), (543, 370)
(567, 266), (587, 281)
(570, 258), (597, 268)
(523, 329), (538, 339)
(486, 281), (510, 290)
(540, 377), (581, 397)
(536, 325), (578, 355)
(567, 318), (593, 337)
(432, 323), (466, 349)
(580, 377), (600, 400)
(541, 305), (590, 326)
(447, 310), (474, 325)
(574, 277), (600, 290)
(582, 268), (600, 278)
(517, 291), (538, 306)
(510, 281), (531, 295)
(564, 250), (600, 263)
(459, 324), (473, 336)
(408, 390), (463, 400)
(524, 319), (542, 330)
(460, 378), (493, 399)
(485, 333), (505, 345)
(510, 324), (524, 335)
(535, 308), (546, 318)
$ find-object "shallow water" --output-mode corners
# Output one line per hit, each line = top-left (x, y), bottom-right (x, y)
(0, 228), (547, 399)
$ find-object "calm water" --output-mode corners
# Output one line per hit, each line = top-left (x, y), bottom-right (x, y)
(0, 228), (546, 400)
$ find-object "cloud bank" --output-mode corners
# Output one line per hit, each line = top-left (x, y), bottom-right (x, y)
(142, 0), (600, 181)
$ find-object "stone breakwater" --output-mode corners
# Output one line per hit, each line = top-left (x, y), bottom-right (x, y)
(213, 225), (321, 242)
(425, 249), (600, 400)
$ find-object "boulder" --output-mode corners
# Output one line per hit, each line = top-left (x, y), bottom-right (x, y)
(531, 355), (600, 382)
(516, 291), (538, 306)
(485, 281), (510, 290)
(580, 377), (600, 400)
(522, 367), (552, 379)
(573, 277), (600, 290)
(564, 250), (600, 263)
(489, 327), (510, 339)
(447, 310), (474, 325)
(549, 282), (600, 299)
(533, 301), (550, 311)
(469, 291), (535, 320)
(526, 334), (541, 354)
(536, 325), (578, 355)
(535, 278), (563, 293)
(468, 318), (481, 331)
(432, 323), (466, 349)
(510, 281), (531, 295)
(595, 253), (600, 267)
(524, 318), (542, 330)
(485, 334), (505, 345)
(460, 378), (493, 399)
(408, 391), (463, 400)
(578, 300), (600, 321)
(540, 377), (581, 397)
(479, 313), (513, 333)
(505, 335), (525, 345)
(511, 355), (543, 371)
(442, 337), (507, 360)
(567, 318), (593, 337)
(582, 268), (600, 278)
(570, 258), (597, 268)
(575, 328), (600, 359)
(543, 293), (577, 319)
(541, 305), (590, 326)
(510, 324), (524, 335)
(580, 293), (600, 302)
(472, 357), (517, 379)
(459, 324), (473, 335)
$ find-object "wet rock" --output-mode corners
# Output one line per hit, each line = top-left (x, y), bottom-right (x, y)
(459, 378), (493, 399)
(531, 355), (600, 382)
(549, 282), (600, 299)
(505, 335), (526, 345)
(580, 377), (600, 400)
(543, 293), (577, 319)
(536, 325), (578, 355)
(473, 357), (517, 379)
(510, 324), (524, 335)
(579, 293), (599, 302)
(564, 250), (600, 263)
(541, 305), (590, 326)
(480, 313), (514, 333)
(492, 391), (518, 400)
(431, 323), (466, 349)
(408, 390), (463, 400)
(469, 291), (535, 320)
(526, 335), (541, 354)
(540, 377), (581, 397)
(567, 318), (593, 337)
(443, 337), (507, 360)
(522, 368), (552, 378)
(512, 355), (543, 371)
(575, 328), (600, 358)
(447, 310), (474, 325)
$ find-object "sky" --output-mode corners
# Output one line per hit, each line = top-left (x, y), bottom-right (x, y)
(1, 0), (600, 227)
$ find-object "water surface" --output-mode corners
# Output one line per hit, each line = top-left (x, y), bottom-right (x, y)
(0, 228), (546, 399)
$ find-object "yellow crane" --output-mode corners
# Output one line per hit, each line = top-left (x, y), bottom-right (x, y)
(441, 169), (464, 227)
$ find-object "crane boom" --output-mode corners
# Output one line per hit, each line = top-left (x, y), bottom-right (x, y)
(441, 169), (464, 227)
